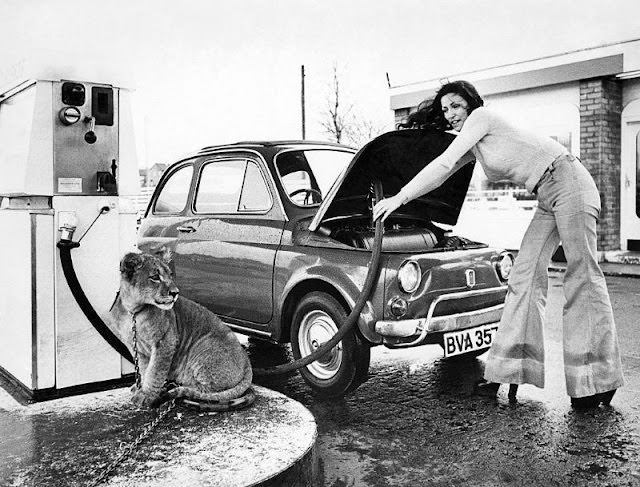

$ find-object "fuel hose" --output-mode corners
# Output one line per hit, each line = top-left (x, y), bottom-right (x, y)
(253, 179), (384, 376)
(55, 180), (384, 377)
(57, 240), (135, 364)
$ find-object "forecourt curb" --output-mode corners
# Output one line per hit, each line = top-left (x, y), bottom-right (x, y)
(0, 384), (317, 487)
(548, 261), (640, 279)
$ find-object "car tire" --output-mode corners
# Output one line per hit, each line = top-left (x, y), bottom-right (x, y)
(290, 291), (370, 398)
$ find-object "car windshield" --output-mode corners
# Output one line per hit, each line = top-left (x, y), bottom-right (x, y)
(275, 148), (354, 206)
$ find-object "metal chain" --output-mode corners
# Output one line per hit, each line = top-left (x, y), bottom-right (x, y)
(131, 312), (142, 388)
(87, 399), (177, 487)
(86, 311), (176, 486)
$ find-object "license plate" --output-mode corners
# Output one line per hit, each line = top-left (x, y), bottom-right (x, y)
(442, 322), (499, 357)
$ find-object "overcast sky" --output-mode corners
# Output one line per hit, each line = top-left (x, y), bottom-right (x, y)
(2, 0), (640, 167)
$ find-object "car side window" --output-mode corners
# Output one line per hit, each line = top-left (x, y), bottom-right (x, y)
(195, 160), (245, 213)
(153, 164), (193, 214)
(239, 161), (272, 212)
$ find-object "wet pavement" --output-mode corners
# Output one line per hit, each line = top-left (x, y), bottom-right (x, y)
(253, 273), (640, 486)
(2, 271), (639, 487)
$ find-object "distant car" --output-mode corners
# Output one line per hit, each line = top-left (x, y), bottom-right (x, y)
(138, 130), (512, 397)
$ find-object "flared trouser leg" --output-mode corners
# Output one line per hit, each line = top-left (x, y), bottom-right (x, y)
(483, 206), (559, 388)
(484, 155), (624, 397)
(556, 195), (625, 397)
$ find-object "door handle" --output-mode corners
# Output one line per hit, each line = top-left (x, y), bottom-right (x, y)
(177, 225), (196, 233)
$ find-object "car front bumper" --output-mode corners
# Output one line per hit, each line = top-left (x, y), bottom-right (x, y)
(374, 286), (507, 348)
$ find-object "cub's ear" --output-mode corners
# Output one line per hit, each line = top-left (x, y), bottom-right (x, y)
(120, 252), (145, 281)
(153, 246), (172, 264)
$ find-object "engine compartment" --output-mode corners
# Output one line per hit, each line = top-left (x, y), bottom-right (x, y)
(318, 215), (482, 252)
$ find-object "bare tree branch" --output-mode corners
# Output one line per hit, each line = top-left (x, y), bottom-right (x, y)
(320, 64), (387, 147)
(321, 64), (353, 143)
(344, 117), (387, 148)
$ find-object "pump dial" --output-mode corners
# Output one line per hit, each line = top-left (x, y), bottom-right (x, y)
(59, 106), (81, 125)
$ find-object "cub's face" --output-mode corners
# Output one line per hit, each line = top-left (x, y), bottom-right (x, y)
(120, 253), (179, 310)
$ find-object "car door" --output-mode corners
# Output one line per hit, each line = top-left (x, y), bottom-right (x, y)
(173, 155), (285, 327)
(138, 160), (196, 262)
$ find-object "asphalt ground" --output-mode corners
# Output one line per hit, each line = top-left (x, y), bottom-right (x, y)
(252, 272), (640, 486)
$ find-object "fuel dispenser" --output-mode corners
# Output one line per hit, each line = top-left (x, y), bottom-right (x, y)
(0, 72), (140, 400)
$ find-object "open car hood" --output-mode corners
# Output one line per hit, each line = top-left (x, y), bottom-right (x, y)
(309, 129), (475, 231)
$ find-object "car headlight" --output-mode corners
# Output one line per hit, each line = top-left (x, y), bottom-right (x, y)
(496, 252), (514, 281)
(398, 260), (421, 293)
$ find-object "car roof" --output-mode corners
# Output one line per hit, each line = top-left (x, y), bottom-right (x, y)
(197, 140), (353, 154)
(160, 139), (357, 176)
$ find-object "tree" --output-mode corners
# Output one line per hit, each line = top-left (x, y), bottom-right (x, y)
(320, 64), (351, 144)
(320, 64), (387, 148)
(344, 117), (387, 148)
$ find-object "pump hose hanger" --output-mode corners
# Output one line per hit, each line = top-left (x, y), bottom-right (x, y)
(56, 181), (384, 376)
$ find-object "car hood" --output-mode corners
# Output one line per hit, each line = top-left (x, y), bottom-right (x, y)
(309, 128), (475, 230)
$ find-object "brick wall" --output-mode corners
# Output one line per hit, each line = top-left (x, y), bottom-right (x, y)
(579, 78), (622, 251)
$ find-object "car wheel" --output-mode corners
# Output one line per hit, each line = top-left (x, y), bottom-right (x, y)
(291, 291), (370, 398)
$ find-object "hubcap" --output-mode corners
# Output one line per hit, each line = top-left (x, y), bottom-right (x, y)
(298, 310), (342, 380)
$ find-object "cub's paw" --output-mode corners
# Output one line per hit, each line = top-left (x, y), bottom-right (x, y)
(131, 389), (161, 408)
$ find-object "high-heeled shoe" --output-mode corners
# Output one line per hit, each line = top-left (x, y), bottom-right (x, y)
(570, 389), (616, 409)
(474, 380), (519, 402)
(507, 384), (519, 403)
(570, 394), (600, 409)
(598, 389), (616, 406)
(474, 380), (500, 397)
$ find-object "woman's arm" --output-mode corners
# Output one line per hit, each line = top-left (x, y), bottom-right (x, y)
(373, 108), (489, 222)
(398, 109), (489, 203)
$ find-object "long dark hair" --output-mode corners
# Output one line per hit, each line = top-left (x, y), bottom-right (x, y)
(399, 80), (484, 130)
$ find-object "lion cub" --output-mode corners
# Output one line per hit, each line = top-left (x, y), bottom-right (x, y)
(108, 252), (254, 410)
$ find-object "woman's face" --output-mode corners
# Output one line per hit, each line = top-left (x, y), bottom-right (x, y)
(440, 93), (470, 131)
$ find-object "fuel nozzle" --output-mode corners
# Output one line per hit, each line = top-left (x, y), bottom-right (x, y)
(58, 212), (78, 242)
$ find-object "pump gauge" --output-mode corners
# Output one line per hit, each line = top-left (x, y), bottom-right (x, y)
(59, 106), (81, 125)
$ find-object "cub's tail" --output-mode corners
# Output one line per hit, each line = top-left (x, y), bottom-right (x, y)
(181, 387), (256, 412)
(165, 360), (255, 412)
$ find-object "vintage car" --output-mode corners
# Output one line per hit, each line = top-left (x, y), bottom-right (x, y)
(138, 129), (512, 397)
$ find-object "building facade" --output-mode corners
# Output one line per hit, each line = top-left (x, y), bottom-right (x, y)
(390, 39), (640, 254)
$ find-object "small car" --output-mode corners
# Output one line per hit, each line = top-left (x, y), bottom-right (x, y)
(138, 129), (512, 397)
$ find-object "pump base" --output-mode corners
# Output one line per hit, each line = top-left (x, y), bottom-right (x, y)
(0, 384), (317, 487)
(0, 365), (135, 405)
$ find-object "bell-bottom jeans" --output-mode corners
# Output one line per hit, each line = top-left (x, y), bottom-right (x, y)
(483, 154), (624, 398)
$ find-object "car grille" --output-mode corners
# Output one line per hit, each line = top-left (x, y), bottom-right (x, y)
(431, 288), (507, 317)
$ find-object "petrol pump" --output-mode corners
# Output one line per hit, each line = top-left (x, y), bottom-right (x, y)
(0, 70), (140, 401)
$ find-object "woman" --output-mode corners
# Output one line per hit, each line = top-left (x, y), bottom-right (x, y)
(373, 80), (624, 408)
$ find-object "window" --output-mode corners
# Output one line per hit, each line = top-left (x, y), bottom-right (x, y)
(281, 170), (316, 205)
(153, 164), (193, 214)
(276, 149), (353, 206)
(239, 161), (272, 211)
(195, 159), (271, 214)
(549, 133), (572, 154)
(195, 160), (245, 213)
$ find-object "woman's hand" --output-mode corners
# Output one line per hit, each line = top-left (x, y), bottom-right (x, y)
(373, 195), (403, 222)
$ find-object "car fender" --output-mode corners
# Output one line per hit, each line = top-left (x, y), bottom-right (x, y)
(278, 262), (383, 345)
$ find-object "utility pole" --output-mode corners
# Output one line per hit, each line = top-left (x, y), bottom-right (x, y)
(301, 65), (306, 140)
